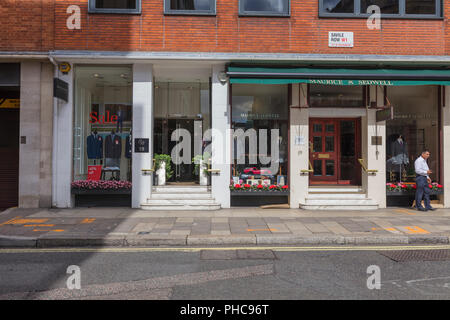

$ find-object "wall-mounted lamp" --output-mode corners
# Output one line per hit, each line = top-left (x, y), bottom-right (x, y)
(217, 71), (228, 84)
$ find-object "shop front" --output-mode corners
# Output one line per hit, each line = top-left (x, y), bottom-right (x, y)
(228, 65), (450, 209)
(71, 65), (133, 207)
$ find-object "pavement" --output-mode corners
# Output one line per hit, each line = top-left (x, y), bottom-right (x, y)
(1, 206), (450, 247)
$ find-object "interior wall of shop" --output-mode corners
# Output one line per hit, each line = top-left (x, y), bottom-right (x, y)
(19, 61), (53, 208)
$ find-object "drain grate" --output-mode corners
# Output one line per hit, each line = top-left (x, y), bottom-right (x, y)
(378, 249), (450, 262)
(200, 250), (276, 260)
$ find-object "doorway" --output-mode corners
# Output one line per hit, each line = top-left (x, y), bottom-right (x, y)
(309, 118), (361, 185)
(154, 118), (203, 183)
(0, 88), (20, 209)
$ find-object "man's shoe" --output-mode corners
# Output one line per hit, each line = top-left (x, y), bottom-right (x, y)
(426, 207), (437, 211)
(417, 207), (427, 211)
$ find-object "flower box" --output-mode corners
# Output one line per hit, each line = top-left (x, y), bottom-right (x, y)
(71, 180), (132, 194)
(386, 182), (443, 195)
(230, 183), (289, 193)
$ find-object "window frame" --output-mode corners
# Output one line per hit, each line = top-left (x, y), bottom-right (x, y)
(319, 0), (442, 19)
(239, 0), (290, 17)
(164, 0), (216, 16)
(88, 0), (141, 14)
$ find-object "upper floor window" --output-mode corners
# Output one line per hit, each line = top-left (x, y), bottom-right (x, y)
(164, 0), (216, 15)
(239, 0), (290, 16)
(89, 0), (141, 14)
(319, 0), (442, 18)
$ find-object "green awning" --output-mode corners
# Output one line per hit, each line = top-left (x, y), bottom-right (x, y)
(227, 67), (450, 86)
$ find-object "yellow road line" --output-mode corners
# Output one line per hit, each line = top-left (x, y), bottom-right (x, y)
(2, 245), (450, 254)
(0, 216), (22, 226)
(395, 209), (416, 216)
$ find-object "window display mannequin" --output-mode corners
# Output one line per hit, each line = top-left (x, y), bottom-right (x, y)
(387, 134), (409, 181)
(86, 130), (103, 160)
(105, 129), (122, 169)
(116, 107), (124, 133)
(125, 130), (132, 159)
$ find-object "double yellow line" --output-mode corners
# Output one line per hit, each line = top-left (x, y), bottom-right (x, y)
(1, 245), (450, 254)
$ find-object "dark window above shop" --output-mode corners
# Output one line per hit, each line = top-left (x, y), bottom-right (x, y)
(319, 0), (442, 18)
(164, 0), (216, 15)
(89, 0), (141, 13)
(309, 85), (364, 108)
(239, 0), (290, 16)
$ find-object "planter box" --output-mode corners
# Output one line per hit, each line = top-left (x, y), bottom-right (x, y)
(231, 191), (289, 196)
(71, 189), (132, 195)
(387, 190), (443, 196)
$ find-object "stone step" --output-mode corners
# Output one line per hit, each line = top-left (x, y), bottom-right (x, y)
(149, 193), (213, 200)
(308, 187), (363, 193)
(152, 186), (209, 193)
(299, 204), (379, 211)
(303, 198), (377, 206)
(306, 193), (367, 199)
(146, 199), (218, 205)
(141, 203), (221, 211)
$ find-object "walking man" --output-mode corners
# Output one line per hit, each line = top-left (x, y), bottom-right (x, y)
(414, 150), (436, 211)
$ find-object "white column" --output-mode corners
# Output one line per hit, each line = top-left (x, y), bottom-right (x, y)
(211, 65), (231, 208)
(289, 83), (309, 208)
(52, 64), (74, 208)
(132, 64), (153, 208)
(362, 105), (387, 208)
(442, 86), (450, 207)
(19, 62), (41, 208)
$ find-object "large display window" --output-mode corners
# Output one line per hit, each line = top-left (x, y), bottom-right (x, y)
(72, 65), (133, 203)
(385, 85), (442, 202)
(230, 84), (289, 200)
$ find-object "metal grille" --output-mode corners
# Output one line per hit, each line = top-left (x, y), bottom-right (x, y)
(378, 249), (450, 262)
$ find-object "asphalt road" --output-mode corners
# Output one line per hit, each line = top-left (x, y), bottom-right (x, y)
(1, 246), (450, 300)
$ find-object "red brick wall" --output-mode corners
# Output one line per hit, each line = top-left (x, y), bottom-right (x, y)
(1, 0), (449, 56)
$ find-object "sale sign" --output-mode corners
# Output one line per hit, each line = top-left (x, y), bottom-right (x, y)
(87, 165), (102, 181)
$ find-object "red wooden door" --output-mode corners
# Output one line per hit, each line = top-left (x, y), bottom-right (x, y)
(309, 119), (338, 184)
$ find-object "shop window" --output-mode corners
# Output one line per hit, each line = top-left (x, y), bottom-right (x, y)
(309, 85), (364, 108)
(164, 0), (216, 15)
(385, 86), (439, 185)
(231, 84), (289, 192)
(72, 66), (133, 198)
(239, 0), (290, 16)
(89, 0), (141, 13)
(319, 0), (441, 18)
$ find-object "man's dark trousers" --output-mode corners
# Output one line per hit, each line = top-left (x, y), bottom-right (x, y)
(415, 175), (431, 209)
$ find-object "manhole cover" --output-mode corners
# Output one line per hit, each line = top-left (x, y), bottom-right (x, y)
(378, 249), (450, 262)
(200, 250), (276, 260)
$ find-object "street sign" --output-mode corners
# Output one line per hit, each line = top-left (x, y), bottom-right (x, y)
(134, 138), (149, 153)
(54, 78), (69, 102)
(376, 106), (394, 122)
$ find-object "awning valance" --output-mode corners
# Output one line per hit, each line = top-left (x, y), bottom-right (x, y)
(227, 67), (450, 86)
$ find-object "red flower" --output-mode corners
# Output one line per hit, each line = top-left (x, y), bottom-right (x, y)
(438, 184), (443, 188)
(412, 184), (417, 189)
(282, 185), (289, 189)
(401, 185), (407, 189)
(269, 185), (276, 189)
(244, 184), (251, 188)
(257, 184), (263, 189)
(429, 184), (433, 188)
(234, 184), (241, 189)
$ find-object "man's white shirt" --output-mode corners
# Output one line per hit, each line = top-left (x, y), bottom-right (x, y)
(415, 156), (429, 178)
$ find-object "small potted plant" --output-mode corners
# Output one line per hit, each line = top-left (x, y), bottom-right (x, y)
(154, 154), (173, 185)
